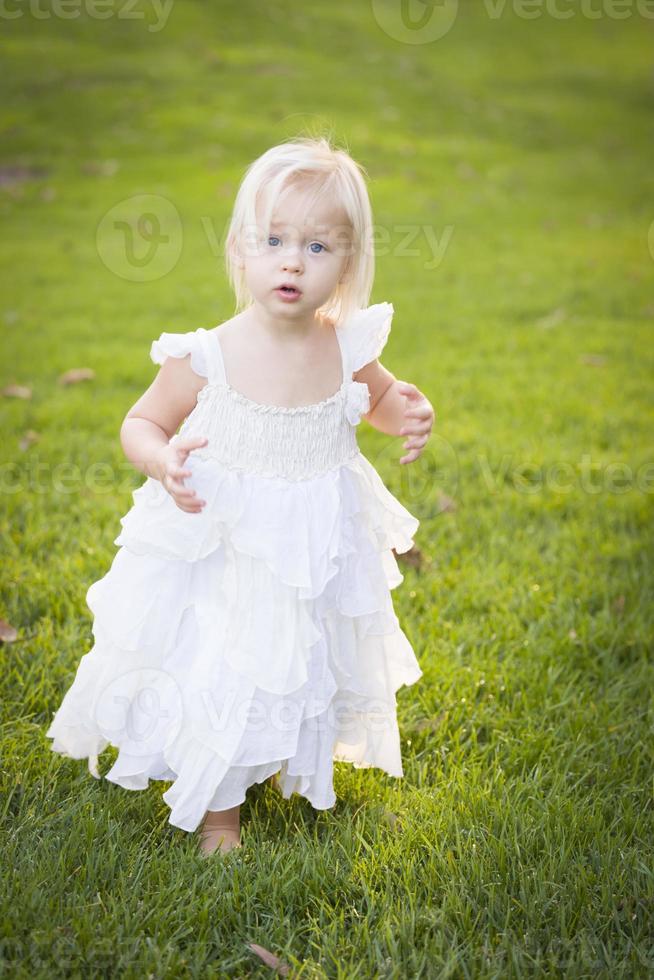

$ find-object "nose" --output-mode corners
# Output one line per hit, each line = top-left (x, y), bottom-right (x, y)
(280, 242), (303, 274)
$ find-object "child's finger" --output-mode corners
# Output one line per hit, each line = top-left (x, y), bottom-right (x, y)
(176, 487), (199, 501)
(167, 478), (197, 500)
(395, 381), (419, 395)
(177, 435), (209, 453)
(178, 500), (205, 512)
(403, 443), (427, 457)
(176, 502), (204, 513)
(403, 435), (428, 451)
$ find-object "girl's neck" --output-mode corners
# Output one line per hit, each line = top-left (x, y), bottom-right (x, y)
(244, 302), (327, 345)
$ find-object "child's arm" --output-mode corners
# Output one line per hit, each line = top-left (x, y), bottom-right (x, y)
(120, 355), (208, 512)
(355, 359), (435, 466)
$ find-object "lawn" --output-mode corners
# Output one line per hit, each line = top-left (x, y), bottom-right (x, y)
(1, 1), (653, 976)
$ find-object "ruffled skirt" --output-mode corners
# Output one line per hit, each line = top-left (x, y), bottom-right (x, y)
(45, 452), (422, 832)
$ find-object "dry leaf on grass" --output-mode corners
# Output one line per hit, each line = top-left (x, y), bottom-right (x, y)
(19, 429), (40, 451)
(2, 384), (32, 399)
(80, 160), (119, 177)
(580, 353), (606, 366)
(0, 165), (50, 185)
(0, 619), (18, 643)
(247, 943), (291, 975)
(414, 711), (448, 734)
(612, 595), (625, 617)
(393, 544), (423, 569)
(535, 307), (567, 329)
(437, 493), (457, 513)
(58, 368), (95, 385)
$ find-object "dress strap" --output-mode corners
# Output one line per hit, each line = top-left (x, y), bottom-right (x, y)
(333, 324), (349, 382)
(196, 327), (227, 386)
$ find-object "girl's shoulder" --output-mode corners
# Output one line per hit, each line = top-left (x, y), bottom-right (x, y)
(336, 301), (395, 373)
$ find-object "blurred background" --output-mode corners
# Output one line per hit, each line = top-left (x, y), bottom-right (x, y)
(1, 1), (652, 975)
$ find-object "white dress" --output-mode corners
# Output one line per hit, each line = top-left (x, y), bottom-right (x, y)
(46, 302), (423, 832)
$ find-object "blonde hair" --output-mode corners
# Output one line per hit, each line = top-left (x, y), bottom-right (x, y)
(224, 135), (375, 327)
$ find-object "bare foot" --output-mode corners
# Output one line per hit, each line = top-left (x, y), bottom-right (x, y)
(198, 804), (242, 857)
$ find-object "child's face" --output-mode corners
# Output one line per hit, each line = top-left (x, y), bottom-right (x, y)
(237, 183), (353, 318)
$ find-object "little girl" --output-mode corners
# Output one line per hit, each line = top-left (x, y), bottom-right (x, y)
(46, 136), (435, 857)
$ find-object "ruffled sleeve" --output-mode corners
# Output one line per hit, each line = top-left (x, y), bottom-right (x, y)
(339, 302), (394, 374)
(150, 329), (208, 378)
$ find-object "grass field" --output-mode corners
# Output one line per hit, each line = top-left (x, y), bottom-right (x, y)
(1, 1), (653, 976)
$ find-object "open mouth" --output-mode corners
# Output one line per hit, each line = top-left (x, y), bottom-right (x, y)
(276, 285), (301, 296)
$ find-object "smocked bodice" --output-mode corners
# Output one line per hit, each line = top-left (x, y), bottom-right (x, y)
(177, 379), (371, 480)
(152, 303), (395, 482)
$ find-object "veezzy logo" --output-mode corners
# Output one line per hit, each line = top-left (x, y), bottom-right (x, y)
(371, 0), (460, 43)
(96, 194), (183, 282)
(371, 0), (654, 41)
(96, 194), (455, 281)
(0, 0), (174, 32)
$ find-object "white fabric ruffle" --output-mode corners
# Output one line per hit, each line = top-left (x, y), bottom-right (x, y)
(45, 451), (422, 832)
(150, 331), (208, 378)
(338, 302), (394, 374)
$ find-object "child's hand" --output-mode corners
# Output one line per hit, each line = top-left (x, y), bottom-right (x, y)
(395, 381), (435, 465)
(154, 436), (209, 513)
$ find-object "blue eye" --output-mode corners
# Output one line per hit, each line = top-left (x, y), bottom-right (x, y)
(267, 236), (326, 253)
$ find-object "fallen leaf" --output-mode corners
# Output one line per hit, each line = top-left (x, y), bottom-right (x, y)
(414, 711), (447, 734)
(580, 353), (606, 366)
(2, 384), (32, 399)
(456, 161), (477, 180)
(437, 493), (457, 513)
(0, 619), (18, 643)
(535, 307), (566, 329)
(80, 160), (119, 177)
(612, 595), (625, 616)
(0, 165), (50, 186)
(19, 429), (40, 451)
(58, 368), (95, 385)
(247, 943), (290, 975)
(393, 544), (423, 569)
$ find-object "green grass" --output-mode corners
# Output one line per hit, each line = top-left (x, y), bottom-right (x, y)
(1, 1), (653, 976)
